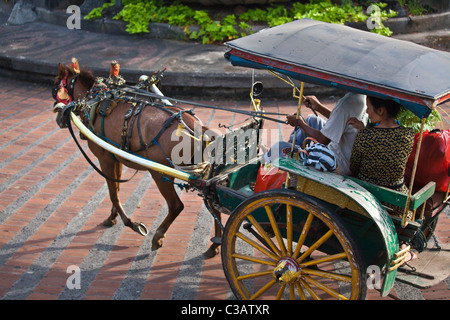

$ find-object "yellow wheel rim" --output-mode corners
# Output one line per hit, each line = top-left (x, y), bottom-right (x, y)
(222, 191), (365, 300)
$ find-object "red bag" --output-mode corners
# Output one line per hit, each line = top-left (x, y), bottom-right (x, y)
(254, 166), (287, 193)
(405, 129), (450, 193)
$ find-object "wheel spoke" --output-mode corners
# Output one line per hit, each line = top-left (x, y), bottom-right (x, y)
(295, 282), (307, 300)
(237, 270), (273, 281)
(286, 204), (293, 255)
(246, 215), (282, 256)
(297, 229), (334, 263)
(302, 268), (353, 283)
(264, 205), (287, 256)
(293, 213), (314, 259)
(250, 279), (276, 300)
(232, 253), (276, 266)
(299, 278), (321, 300)
(289, 284), (295, 300)
(303, 274), (349, 300)
(299, 252), (348, 268)
(276, 283), (286, 300)
(236, 232), (279, 261)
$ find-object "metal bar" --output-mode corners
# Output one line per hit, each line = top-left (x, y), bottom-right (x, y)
(403, 118), (426, 227)
(122, 86), (289, 123)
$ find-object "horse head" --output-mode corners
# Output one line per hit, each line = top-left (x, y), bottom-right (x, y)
(52, 59), (96, 127)
(53, 58), (95, 105)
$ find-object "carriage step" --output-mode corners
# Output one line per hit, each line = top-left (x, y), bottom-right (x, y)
(210, 237), (222, 245)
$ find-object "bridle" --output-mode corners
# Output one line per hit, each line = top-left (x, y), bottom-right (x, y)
(52, 72), (79, 104)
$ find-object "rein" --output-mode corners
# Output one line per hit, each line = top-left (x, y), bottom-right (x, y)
(64, 106), (138, 183)
(121, 85), (290, 124)
(57, 70), (291, 185)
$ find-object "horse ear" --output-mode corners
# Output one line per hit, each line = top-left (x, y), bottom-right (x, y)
(58, 63), (66, 79)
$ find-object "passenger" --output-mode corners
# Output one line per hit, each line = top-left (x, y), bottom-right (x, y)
(349, 96), (415, 195)
(264, 92), (367, 175)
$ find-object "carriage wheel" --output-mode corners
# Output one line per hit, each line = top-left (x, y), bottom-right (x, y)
(221, 189), (367, 300)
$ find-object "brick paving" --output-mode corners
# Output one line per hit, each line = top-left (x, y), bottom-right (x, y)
(0, 76), (449, 301)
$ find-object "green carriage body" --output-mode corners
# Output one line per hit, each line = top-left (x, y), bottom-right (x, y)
(214, 18), (450, 298)
(210, 155), (437, 296)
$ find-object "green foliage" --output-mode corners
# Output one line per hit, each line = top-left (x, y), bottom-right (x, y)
(241, 0), (397, 35)
(399, 0), (428, 15)
(85, 0), (399, 43)
(397, 108), (442, 133)
(112, 0), (157, 33)
(163, 4), (196, 26)
(84, 0), (116, 20)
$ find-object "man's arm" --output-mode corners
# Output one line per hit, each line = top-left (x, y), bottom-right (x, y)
(286, 114), (331, 145)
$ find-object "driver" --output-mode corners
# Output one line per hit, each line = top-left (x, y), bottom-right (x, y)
(264, 92), (368, 176)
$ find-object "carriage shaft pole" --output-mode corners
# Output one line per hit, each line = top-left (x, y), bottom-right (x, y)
(70, 112), (192, 182)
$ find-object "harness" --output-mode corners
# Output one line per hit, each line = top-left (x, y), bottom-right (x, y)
(59, 79), (198, 167)
(119, 101), (195, 155)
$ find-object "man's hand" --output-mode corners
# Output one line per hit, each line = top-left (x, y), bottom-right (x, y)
(286, 114), (307, 128)
(303, 95), (331, 119)
(303, 95), (321, 112)
(347, 117), (365, 131)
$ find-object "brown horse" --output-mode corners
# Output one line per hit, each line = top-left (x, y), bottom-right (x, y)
(53, 62), (221, 258)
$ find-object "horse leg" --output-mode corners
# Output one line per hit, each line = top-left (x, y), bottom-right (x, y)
(100, 159), (148, 236)
(150, 171), (184, 251)
(102, 162), (122, 228)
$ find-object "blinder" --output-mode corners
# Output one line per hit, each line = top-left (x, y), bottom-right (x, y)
(53, 73), (79, 104)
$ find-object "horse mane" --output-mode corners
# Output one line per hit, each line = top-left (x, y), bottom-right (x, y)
(78, 68), (96, 90)
(55, 64), (95, 90)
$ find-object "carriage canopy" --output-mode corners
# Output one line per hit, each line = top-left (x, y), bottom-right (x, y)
(225, 19), (450, 119)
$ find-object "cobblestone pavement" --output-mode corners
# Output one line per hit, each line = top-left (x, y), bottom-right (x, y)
(0, 76), (449, 301)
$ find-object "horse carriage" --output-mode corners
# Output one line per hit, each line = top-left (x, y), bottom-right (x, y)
(53, 19), (450, 300)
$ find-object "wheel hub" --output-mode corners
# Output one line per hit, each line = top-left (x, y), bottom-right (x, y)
(273, 257), (302, 284)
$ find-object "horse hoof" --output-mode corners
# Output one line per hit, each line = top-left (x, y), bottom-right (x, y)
(132, 222), (148, 236)
(151, 239), (163, 251)
(151, 233), (165, 250)
(102, 218), (117, 228)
